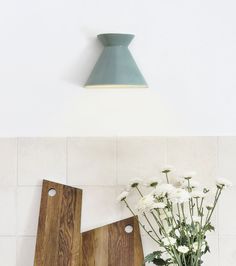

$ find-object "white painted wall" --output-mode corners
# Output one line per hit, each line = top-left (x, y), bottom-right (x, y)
(0, 137), (235, 265)
(0, 0), (236, 136)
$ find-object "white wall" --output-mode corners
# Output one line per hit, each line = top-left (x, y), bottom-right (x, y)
(0, 137), (235, 266)
(1, 0), (236, 136)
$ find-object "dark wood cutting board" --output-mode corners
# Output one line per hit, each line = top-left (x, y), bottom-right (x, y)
(82, 217), (144, 266)
(34, 180), (83, 266)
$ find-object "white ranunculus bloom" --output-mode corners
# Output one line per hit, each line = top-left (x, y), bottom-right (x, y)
(117, 191), (129, 202)
(191, 190), (205, 198)
(162, 237), (176, 246)
(216, 178), (233, 188)
(154, 184), (176, 197)
(177, 245), (189, 253)
(168, 188), (190, 204)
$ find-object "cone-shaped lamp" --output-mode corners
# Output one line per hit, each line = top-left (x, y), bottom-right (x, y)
(84, 33), (148, 88)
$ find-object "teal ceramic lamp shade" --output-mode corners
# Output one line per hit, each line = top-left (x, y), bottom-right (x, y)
(85, 33), (148, 88)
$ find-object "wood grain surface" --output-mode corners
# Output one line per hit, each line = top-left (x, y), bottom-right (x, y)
(34, 180), (83, 266)
(82, 217), (144, 266)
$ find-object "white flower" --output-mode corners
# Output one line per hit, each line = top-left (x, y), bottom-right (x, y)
(156, 246), (166, 252)
(154, 184), (176, 197)
(117, 191), (129, 202)
(201, 242), (206, 252)
(183, 171), (196, 179)
(161, 165), (174, 173)
(143, 176), (163, 187)
(192, 242), (198, 252)
(191, 190), (205, 198)
(136, 193), (167, 212)
(135, 194), (154, 211)
(129, 178), (143, 188)
(169, 188), (190, 204)
(175, 229), (180, 238)
(160, 252), (171, 260)
(180, 179), (200, 189)
(192, 241), (206, 252)
(177, 245), (189, 254)
(216, 178), (232, 188)
(153, 202), (166, 209)
(206, 204), (214, 210)
(162, 237), (176, 246)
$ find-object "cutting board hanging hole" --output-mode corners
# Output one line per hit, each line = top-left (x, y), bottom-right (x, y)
(48, 188), (56, 197)
(124, 224), (133, 234)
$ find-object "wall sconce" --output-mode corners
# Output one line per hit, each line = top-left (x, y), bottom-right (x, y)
(84, 33), (148, 88)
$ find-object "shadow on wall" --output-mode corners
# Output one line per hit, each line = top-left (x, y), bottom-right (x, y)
(64, 32), (103, 88)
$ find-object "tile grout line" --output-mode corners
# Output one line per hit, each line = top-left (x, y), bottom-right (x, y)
(216, 136), (220, 266)
(165, 137), (168, 165)
(16, 137), (19, 265)
(66, 137), (69, 185)
(115, 136), (118, 186)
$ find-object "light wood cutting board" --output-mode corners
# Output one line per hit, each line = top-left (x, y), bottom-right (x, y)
(34, 180), (83, 266)
(82, 217), (144, 266)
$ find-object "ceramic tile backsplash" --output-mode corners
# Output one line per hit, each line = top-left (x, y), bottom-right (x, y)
(80, 186), (121, 232)
(0, 137), (234, 265)
(17, 237), (36, 266)
(167, 137), (218, 186)
(218, 137), (236, 181)
(0, 187), (16, 235)
(117, 137), (166, 184)
(219, 236), (236, 266)
(18, 138), (67, 186)
(219, 185), (236, 235)
(17, 187), (41, 236)
(67, 138), (116, 186)
(0, 237), (16, 266)
(0, 138), (17, 186)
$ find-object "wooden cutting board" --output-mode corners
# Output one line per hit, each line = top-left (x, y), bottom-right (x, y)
(82, 217), (144, 266)
(34, 180), (83, 266)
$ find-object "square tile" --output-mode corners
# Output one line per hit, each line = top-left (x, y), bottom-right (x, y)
(0, 138), (17, 186)
(81, 186), (122, 232)
(68, 138), (116, 186)
(117, 137), (167, 185)
(141, 235), (159, 266)
(0, 187), (16, 235)
(167, 137), (218, 187)
(204, 235), (219, 266)
(17, 187), (41, 235)
(17, 237), (36, 266)
(18, 138), (67, 186)
(0, 237), (16, 266)
(219, 236), (236, 266)
(218, 137), (236, 182)
(219, 185), (236, 235)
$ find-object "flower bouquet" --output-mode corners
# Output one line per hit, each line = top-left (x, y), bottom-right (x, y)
(117, 167), (232, 266)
